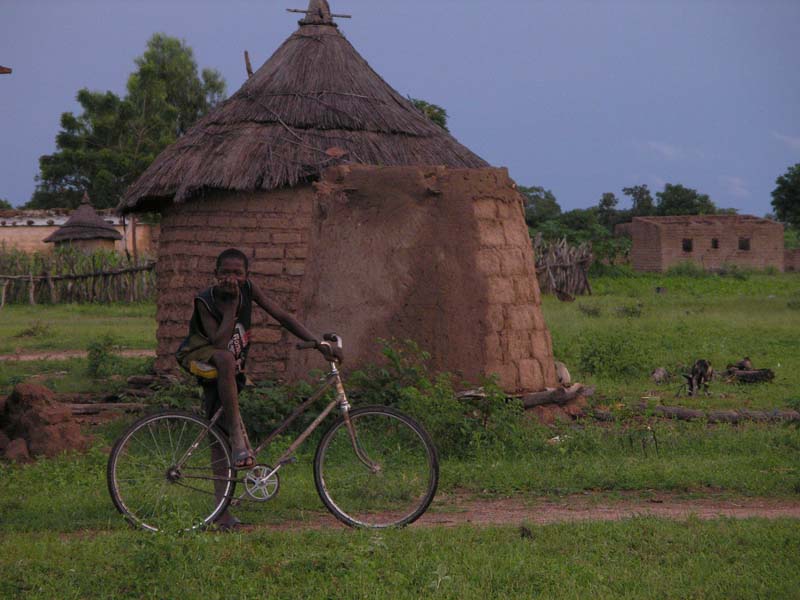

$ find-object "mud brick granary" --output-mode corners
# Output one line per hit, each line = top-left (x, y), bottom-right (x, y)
(119, 0), (557, 392)
(44, 193), (122, 252)
(630, 215), (785, 272)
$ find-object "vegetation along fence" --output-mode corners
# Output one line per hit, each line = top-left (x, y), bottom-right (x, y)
(533, 234), (593, 299)
(0, 246), (155, 306)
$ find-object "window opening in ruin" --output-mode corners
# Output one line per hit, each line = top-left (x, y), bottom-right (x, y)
(711, 238), (719, 249)
(682, 238), (693, 252)
(738, 238), (751, 251)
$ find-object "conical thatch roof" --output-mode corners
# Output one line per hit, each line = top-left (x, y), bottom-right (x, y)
(119, 0), (488, 213)
(44, 194), (122, 243)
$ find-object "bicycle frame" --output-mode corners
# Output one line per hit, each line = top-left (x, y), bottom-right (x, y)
(174, 361), (378, 486)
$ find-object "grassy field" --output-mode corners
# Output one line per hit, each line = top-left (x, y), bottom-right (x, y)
(0, 303), (156, 354)
(2, 519), (799, 599)
(1, 273), (799, 598)
(545, 272), (800, 411)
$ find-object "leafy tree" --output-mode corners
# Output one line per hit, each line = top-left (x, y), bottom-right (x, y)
(410, 98), (448, 131)
(519, 185), (561, 226)
(771, 163), (800, 228)
(597, 192), (619, 228)
(0, 198), (12, 209)
(655, 183), (716, 216)
(622, 184), (655, 216)
(28, 34), (226, 209)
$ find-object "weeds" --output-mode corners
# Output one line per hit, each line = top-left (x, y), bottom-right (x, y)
(578, 303), (602, 317)
(615, 302), (644, 318)
(12, 320), (52, 338)
(86, 334), (121, 377)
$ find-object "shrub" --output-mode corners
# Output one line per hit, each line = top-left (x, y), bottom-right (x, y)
(348, 340), (526, 457)
(86, 334), (121, 377)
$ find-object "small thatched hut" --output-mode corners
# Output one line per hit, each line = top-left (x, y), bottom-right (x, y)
(120, 0), (558, 392)
(45, 194), (122, 251)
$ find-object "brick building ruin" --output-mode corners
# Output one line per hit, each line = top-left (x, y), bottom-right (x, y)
(630, 215), (785, 272)
(119, 0), (558, 392)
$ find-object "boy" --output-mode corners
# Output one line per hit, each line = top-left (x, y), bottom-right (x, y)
(177, 248), (340, 528)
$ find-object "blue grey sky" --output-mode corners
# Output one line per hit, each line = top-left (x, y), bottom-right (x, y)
(1, 0), (799, 215)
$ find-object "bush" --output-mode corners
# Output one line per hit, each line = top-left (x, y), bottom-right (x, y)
(348, 340), (526, 457)
(86, 334), (122, 377)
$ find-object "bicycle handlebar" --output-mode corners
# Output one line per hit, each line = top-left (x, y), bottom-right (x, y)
(296, 333), (342, 351)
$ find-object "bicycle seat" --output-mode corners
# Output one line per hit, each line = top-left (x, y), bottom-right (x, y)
(189, 360), (218, 380)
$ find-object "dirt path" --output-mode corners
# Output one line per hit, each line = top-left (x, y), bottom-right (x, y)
(0, 349), (155, 362)
(248, 494), (800, 531)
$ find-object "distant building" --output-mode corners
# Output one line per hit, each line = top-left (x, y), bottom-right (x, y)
(630, 215), (785, 272)
(43, 195), (123, 252)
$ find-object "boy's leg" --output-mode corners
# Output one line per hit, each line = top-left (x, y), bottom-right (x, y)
(201, 384), (240, 529)
(210, 349), (253, 467)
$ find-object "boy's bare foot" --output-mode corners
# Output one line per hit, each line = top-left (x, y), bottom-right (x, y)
(233, 447), (255, 468)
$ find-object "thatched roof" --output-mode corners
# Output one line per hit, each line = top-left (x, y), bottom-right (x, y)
(119, 0), (488, 213)
(44, 194), (122, 243)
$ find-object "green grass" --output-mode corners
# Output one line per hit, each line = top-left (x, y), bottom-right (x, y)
(1, 519), (798, 599)
(544, 272), (800, 411)
(0, 302), (156, 354)
(0, 356), (154, 395)
(1, 418), (797, 535)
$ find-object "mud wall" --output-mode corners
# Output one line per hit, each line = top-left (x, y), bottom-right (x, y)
(288, 165), (557, 392)
(153, 167), (557, 392)
(154, 187), (315, 378)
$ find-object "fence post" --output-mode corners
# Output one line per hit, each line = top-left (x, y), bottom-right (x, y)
(0, 279), (8, 309)
(28, 272), (36, 305)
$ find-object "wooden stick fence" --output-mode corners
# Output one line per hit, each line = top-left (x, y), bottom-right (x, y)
(0, 262), (155, 307)
(533, 234), (593, 299)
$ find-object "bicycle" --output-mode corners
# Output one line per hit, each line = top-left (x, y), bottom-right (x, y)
(106, 334), (439, 532)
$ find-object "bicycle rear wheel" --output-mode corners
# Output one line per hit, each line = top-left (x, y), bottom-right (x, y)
(107, 411), (235, 532)
(314, 406), (439, 528)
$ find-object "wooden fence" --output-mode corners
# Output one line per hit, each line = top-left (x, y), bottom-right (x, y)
(0, 262), (155, 307)
(533, 234), (593, 299)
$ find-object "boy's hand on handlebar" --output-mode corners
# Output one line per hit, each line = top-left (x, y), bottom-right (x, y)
(318, 342), (344, 364)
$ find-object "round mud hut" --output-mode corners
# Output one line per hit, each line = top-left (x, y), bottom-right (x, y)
(119, 0), (557, 392)
(45, 193), (122, 252)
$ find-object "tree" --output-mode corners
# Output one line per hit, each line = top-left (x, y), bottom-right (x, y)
(655, 183), (716, 216)
(771, 163), (800, 228)
(27, 34), (226, 209)
(597, 192), (619, 228)
(0, 198), (12, 209)
(519, 185), (561, 227)
(409, 98), (448, 131)
(622, 184), (655, 216)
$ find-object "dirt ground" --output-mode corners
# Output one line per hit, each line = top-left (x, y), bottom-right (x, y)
(239, 493), (800, 532)
(0, 349), (155, 362)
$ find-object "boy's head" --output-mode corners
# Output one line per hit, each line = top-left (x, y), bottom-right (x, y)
(214, 249), (249, 294)
(216, 248), (249, 272)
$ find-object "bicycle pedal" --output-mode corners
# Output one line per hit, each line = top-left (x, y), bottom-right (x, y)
(278, 456), (297, 466)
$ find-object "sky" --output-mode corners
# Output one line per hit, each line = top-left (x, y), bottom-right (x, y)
(1, 0), (799, 215)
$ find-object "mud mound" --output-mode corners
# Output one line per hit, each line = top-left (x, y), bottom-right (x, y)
(0, 383), (91, 462)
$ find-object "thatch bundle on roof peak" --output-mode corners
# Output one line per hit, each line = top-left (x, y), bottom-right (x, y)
(120, 1), (487, 213)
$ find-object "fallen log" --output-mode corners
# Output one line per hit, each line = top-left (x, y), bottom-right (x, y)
(653, 405), (799, 423)
(68, 402), (146, 416)
(725, 368), (775, 384)
(520, 384), (594, 409)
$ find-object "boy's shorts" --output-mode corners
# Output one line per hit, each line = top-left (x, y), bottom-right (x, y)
(176, 334), (217, 374)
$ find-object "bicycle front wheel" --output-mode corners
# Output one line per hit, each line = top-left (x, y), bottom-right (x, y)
(107, 411), (235, 532)
(314, 406), (439, 528)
